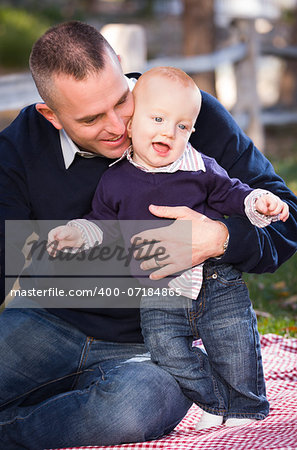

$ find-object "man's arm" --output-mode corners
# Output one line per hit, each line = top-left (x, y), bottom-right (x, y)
(0, 135), (34, 304)
(190, 90), (297, 273)
(135, 91), (297, 277)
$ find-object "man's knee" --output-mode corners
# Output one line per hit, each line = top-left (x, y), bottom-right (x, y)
(98, 361), (191, 442)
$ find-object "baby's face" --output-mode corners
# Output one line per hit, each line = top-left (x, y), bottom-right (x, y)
(129, 75), (200, 170)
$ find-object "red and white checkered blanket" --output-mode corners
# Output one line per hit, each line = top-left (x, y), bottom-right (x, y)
(54, 334), (297, 450)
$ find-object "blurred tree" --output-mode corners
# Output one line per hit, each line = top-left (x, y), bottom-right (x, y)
(0, 7), (49, 70)
(279, 8), (297, 108)
(80, 0), (98, 15)
(182, 0), (216, 96)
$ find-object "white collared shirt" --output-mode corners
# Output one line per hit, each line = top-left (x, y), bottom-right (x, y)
(59, 129), (96, 169)
(109, 142), (206, 173)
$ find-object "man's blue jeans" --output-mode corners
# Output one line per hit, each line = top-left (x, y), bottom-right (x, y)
(0, 298), (192, 450)
(141, 262), (269, 420)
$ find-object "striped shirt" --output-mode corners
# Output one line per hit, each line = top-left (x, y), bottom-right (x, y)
(68, 143), (279, 300)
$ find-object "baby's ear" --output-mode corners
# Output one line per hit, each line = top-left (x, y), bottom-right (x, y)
(127, 119), (133, 138)
(191, 127), (196, 134)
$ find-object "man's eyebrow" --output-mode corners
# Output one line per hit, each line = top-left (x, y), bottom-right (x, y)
(76, 88), (130, 123)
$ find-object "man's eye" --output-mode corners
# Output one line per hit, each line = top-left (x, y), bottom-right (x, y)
(154, 117), (163, 123)
(178, 124), (186, 130)
(117, 97), (127, 106)
(84, 118), (96, 125)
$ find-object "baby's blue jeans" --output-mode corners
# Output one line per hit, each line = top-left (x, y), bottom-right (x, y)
(141, 262), (269, 420)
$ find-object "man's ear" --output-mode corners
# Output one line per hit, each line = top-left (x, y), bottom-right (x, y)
(35, 103), (63, 130)
(127, 118), (132, 138)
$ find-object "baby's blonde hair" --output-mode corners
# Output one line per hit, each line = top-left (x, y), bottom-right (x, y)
(134, 66), (199, 93)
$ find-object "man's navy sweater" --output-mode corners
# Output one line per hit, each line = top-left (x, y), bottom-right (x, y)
(1, 89), (296, 342)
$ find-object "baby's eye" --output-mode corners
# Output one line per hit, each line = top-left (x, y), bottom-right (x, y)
(154, 117), (163, 123)
(178, 124), (187, 130)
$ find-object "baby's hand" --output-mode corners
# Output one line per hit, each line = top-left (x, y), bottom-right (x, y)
(47, 225), (85, 257)
(255, 193), (289, 222)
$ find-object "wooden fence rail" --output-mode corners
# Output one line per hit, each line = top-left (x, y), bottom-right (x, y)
(0, 72), (41, 112)
(0, 42), (248, 113)
(1, 22), (297, 149)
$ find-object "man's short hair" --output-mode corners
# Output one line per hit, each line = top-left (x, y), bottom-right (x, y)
(29, 21), (117, 107)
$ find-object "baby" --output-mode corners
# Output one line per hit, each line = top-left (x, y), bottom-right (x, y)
(48, 67), (288, 430)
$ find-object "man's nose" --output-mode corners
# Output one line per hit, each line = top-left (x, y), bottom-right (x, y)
(105, 110), (126, 135)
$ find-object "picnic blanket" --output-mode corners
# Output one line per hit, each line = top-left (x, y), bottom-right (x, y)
(54, 334), (297, 450)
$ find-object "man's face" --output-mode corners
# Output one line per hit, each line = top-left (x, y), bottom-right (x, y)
(129, 76), (199, 170)
(44, 54), (134, 158)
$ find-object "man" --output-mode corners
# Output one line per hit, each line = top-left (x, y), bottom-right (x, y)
(0, 21), (296, 449)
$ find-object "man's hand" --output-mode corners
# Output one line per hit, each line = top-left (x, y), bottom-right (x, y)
(47, 225), (85, 257)
(131, 204), (229, 280)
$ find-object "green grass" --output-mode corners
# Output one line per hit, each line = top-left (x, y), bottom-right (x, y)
(244, 154), (297, 338)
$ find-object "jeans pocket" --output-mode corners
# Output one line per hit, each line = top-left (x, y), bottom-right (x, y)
(208, 264), (244, 287)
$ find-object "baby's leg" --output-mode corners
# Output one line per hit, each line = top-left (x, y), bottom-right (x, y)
(140, 294), (228, 429)
(196, 263), (269, 423)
